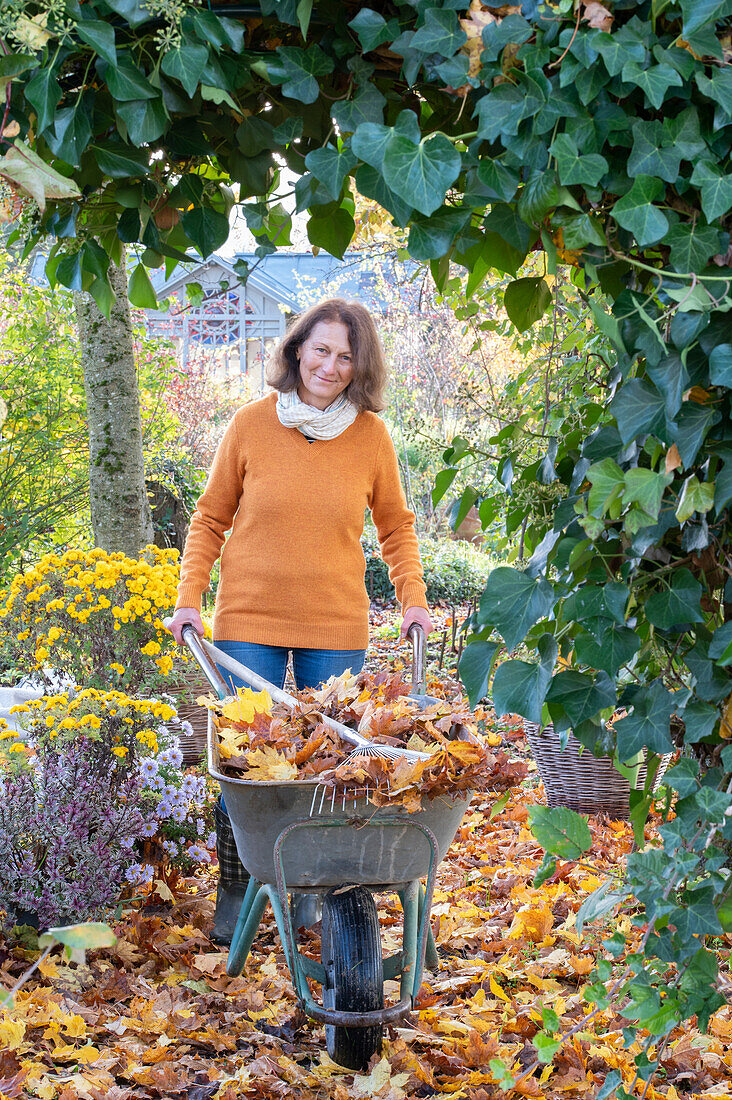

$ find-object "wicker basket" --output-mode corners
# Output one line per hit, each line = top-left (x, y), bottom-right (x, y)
(168, 661), (212, 765)
(525, 722), (672, 819)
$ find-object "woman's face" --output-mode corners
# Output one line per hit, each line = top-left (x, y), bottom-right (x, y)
(296, 321), (354, 410)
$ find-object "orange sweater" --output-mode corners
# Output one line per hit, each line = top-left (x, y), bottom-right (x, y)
(176, 393), (428, 649)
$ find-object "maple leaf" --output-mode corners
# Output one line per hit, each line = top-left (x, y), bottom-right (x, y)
(220, 687), (271, 724)
(243, 746), (297, 781)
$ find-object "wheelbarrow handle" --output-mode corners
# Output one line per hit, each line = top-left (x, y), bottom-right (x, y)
(407, 623), (427, 695)
(179, 624), (231, 698)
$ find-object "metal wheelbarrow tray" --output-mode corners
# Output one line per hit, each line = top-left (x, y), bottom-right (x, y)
(192, 630), (475, 1070)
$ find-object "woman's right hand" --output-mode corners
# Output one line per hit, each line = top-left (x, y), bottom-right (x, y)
(166, 607), (205, 645)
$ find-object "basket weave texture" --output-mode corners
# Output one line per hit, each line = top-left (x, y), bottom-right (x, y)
(525, 723), (671, 820)
(169, 662), (211, 765)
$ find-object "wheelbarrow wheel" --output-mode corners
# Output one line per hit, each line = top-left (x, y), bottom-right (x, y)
(321, 885), (383, 1070)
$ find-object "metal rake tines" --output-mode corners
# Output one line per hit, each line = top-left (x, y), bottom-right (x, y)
(343, 743), (424, 764)
(308, 782), (383, 816)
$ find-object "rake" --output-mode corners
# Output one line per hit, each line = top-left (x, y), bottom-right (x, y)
(176, 626), (431, 766)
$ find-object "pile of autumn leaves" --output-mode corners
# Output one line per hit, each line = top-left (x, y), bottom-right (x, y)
(204, 669), (507, 811)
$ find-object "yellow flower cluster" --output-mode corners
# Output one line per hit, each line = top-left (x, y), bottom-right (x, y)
(10, 687), (174, 755)
(1, 545), (180, 675)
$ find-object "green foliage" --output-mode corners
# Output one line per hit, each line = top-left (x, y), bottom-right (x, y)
(362, 533), (492, 607)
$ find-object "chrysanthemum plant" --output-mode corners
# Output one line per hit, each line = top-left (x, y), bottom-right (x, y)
(1, 545), (180, 694)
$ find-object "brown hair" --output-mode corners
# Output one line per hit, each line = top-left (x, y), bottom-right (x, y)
(266, 298), (387, 412)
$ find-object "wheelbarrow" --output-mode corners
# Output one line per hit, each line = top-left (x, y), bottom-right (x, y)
(183, 627), (475, 1070)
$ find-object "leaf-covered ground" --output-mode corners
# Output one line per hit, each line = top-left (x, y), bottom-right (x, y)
(1, 607), (731, 1100)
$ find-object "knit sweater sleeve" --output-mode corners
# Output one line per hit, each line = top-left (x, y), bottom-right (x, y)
(175, 412), (246, 612)
(369, 425), (428, 612)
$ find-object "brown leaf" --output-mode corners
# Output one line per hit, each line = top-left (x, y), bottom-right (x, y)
(665, 443), (682, 473)
(582, 1), (614, 30)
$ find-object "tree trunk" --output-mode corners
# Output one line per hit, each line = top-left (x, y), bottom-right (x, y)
(74, 251), (153, 556)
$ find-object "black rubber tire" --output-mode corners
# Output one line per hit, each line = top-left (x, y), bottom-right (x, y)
(321, 885), (383, 1070)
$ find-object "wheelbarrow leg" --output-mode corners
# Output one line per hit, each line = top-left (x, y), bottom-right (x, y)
(418, 883), (439, 970)
(227, 878), (267, 977)
(399, 881), (420, 1003)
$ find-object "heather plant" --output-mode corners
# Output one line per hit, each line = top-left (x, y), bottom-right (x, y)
(0, 545), (181, 693)
(0, 693), (215, 925)
(0, 721), (148, 928)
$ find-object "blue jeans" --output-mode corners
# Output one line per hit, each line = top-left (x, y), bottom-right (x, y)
(213, 640), (366, 694)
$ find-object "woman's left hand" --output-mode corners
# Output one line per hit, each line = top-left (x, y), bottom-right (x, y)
(400, 605), (435, 640)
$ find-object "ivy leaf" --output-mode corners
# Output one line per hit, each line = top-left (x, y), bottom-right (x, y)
(676, 476), (715, 523)
(709, 621), (732, 665)
(268, 46), (333, 104)
(306, 205), (355, 258)
(44, 106), (92, 167)
(586, 458), (625, 517)
(614, 681), (675, 758)
(105, 0), (152, 28)
(24, 68), (62, 134)
(666, 223), (721, 273)
(517, 169), (566, 224)
(115, 97), (168, 146)
(408, 207), (470, 261)
(504, 277), (552, 333)
(549, 133), (608, 187)
(691, 161), (732, 222)
(128, 264), (157, 309)
(683, 699), (719, 743)
(474, 83), (527, 141)
(709, 344), (732, 387)
(476, 158), (519, 202)
(714, 452), (732, 514)
(332, 84), (386, 133)
(622, 468), (671, 521)
(304, 146), (357, 201)
(645, 568), (704, 630)
(621, 61), (683, 109)
(351, 112), (420, 172)
(574, 624), (641, 677)
(180, 205), (230, 257)
(91, 142), (150, 179)
(478, 567), (554, 653)
(594, 26), (645, 76)
(529, 804), (592, 859)
(381, 132), (461, 217)
(609, 379), (666, 444)
(348, 9), (398, 53)
(97, 56), (157, 101)
(0, 53), (35, 93)
(627, 120), (683, 183)
(76, 19), (118, 67)
(161, 44), (209, 98)
(410, 8), (466, 57)
(611, 176), (669, 247)
(647, 352), (689, 418)
(669, 403), (720, 468)
(354, 163), (412, 227)
(492, 635), (558, 724)
(546, 669), (616, 729)
(459, 640), (501, 708)
(534, 1033), (562, 1064)
(680, 0), (732, 35)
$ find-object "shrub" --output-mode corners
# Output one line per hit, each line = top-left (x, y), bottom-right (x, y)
(0, 691), (215, 926)
(0, 545), (180, 693)
(362, 534), (493, 605)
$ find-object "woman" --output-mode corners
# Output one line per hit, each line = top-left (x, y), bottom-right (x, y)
(168, 298), (433, 941)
